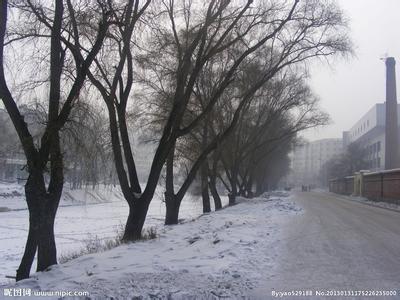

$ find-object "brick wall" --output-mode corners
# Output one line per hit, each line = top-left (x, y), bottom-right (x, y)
(330, 169), (400, 205)
(329, 176), (354, 195)
(363, 170), (400, 204)
(363, 173), (382, 200)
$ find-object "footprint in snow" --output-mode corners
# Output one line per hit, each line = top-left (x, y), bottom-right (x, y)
(187, 236), (202, 244)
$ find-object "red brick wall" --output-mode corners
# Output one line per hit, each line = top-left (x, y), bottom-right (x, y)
(330, 170), (400, 204)
(363, 173), (382, 200)
(362, 170), (400, 204)
(381, 172), (400, 202)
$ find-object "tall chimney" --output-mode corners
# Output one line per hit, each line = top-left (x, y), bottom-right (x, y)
(384, 57), (399, 169)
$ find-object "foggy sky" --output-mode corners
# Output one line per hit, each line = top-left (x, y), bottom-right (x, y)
(305, 0), (400, 141)
(1, 0), (398, 144)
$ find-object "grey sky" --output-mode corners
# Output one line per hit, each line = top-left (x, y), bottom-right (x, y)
(305, 0), (400, 141)
(1, 0), (397, 143)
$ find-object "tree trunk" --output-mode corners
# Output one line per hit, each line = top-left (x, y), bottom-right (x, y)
(16, 216), (38, 281)
(255, 179), (263, 196)
(123, 210), (142, 241)
(117, 108), (141, 193)
(164, 141), (180, 225)
(201, 161), (211, 213)
(37, 211), (57, 272)
(245, 172), (254, 198)
(165, 192), (180, 225)
(208, 149), (222, 210)
(123, 199), (149, 241)
(122, 140), (174, 240)
(228, 167), (239, 205)
(16, 173), (42, 281)
(16, 171), (61, 280)
(239, 186), (246, 197)
(200, 122), (211, 213)
(208, 173), (222, 210)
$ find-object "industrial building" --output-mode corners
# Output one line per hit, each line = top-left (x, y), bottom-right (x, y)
(290, 57), (399, 186)
(342, 103), (400, 171)
(343, 57), (400, 171)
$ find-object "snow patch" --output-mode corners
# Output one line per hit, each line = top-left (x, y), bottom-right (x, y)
(347, 195), (400, 212)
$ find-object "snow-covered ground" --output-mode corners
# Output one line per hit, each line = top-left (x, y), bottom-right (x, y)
(0, 182), (224, 285)
(326, 191), (400, 212)
(1, 190), (301, 299)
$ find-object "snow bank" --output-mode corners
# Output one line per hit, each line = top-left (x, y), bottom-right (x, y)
(4, 193), (302, 299)
(324, 190), (400, 212)
(346, 194), (400, 212)
(259, 190), (291, 200)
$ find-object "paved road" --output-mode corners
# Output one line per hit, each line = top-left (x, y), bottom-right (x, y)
(250, 191), (400, 299)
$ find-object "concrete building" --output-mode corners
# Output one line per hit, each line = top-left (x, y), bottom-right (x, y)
(289, 138), (343, 186)
(342, 103), (400, 171)
(289, 57), (399, 184)
(342, 57), (400, 171)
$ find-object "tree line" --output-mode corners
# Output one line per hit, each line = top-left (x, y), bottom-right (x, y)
(320, 142), (369, 186)
(0, 0), (351, 281)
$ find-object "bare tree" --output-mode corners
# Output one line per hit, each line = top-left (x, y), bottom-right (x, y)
(81, 0), (151, 241)
(321, 141), (369, 184)
(0, 0), (111, 280)
(140, 0), (350, 231)
(85, 0), (351, 237)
